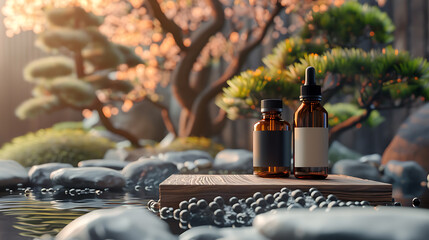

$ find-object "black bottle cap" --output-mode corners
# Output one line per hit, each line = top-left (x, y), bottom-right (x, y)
(261, 99), (283, 112)
(300, 66), (322, 101)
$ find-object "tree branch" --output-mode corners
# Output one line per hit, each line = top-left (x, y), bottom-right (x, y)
(144, 98), (178, 137)
(106, 94), (178, 138)
(329, 107), (373, 143)
(171, 0), (225, 113)
(74, 51), (85, 78)
(329, 84), (383, 142)
(145, 0), (187, 51)
(204, 2), (282, 103)
(185, 3), (283, 136)
(321, 73), (342, 105)
(93, 98), (141, 147)
(212, 109), (227, 135)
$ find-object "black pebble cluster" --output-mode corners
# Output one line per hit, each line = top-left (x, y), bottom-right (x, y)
(148, 187), (377, 229)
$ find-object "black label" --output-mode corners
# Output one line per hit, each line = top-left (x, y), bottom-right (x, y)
(253, 131), (291, 167)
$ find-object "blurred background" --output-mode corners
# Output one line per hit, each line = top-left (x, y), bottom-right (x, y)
(0, 2), (428, 238)
(0, 0), (427, 155)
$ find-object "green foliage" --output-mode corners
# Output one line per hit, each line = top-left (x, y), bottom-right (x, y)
(216, 67), (300, 119)
(263, 37), (327, 70)
(23, 56), (74, 82)
(155, 137), (224, 157)
(218, 2), (428, 133)
(83, 44), (124, 70)
(324, 103), (384, 127)
(83, 73), (111, 89)
(50, 77), (96, 107)
(15, 95), (61, 120)
(18, 6), (143, 122)
(218, 46), (429, 119)
(301, 1), (394, 47)
(16, 76), (96, 117)
(0, 128), (115, 167)
(37, 29), (90, 52)
(47, 7), (101, 27)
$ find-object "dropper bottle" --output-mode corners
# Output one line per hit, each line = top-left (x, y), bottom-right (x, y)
(253, 99), (291, 177)
(293, 66), (329, 179)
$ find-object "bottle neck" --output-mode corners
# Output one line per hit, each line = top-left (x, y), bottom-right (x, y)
(301, 99), (321, 104)
(262, 111), (282, 119)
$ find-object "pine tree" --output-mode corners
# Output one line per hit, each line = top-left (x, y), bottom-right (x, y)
(217, 2), (429, 142)
(16, 7), (143, 147)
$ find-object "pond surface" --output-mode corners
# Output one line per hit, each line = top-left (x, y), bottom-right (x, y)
(0, 191), (150, 239)
(1, 183), (428, 239)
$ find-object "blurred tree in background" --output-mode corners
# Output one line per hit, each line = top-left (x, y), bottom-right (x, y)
(217, 2), (429, 142)
(3, 0), (349, 143)
(15, 7), (144, 147)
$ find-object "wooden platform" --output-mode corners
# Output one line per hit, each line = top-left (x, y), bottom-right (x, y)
(159, 174), (392, 208)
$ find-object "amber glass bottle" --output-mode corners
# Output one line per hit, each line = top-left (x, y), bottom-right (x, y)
(253, 99), (291, 177)
(293, 67), (328, 179)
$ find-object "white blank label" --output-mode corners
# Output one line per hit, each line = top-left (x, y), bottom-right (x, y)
(294, 128), (329, 167)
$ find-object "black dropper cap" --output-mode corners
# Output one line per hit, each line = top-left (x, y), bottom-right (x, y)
(300, 66), (322, 101)
(261, 99), (283, 112)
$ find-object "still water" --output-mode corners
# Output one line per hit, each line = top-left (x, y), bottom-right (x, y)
(0, 191), (149, 239)
(1, 183), (428, 239)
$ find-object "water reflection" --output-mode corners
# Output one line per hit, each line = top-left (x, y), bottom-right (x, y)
(0, 192), (147, 239)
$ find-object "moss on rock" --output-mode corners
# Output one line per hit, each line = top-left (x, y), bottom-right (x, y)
(0, 128), (115, 167)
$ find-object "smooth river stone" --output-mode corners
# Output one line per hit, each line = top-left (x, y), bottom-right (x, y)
(28, 163), (73, 186)
(179, 226), (267, 240)
(158, 150), (213, 164)
(78, 159), (129, 170)
(332, 159), (381, 181)
(50, 167), (125, 189)
(0, 159), (28, 187)
(253, 207), (429, 240)
(382, 160), (427, 197)
(121, 158), (178, 196)
(57, 206), (176, 240)
(213, 149), (253, 172)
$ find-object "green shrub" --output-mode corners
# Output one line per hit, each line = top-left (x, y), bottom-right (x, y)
(154, 137), (224, 157)
(301, 1), (394, 47)
(0, 128), (115, 167)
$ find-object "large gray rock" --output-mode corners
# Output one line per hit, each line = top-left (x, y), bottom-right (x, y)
(158, 150), (213, 164)
(194, 159), (212, 169)
(57, 206), (176, 240)
(213, 149), (253, 172)
(121, 158), (178, 196)
(104, 148), (129, 161)
(51, 167), (125, 189)
(179, 226), (222, 240)
(382, 160), (427, 197)
(28, 163), (73, 186)
(359, 154), (382, 168)
(328, 141), (362, 164)
(332, 159), (381, 181)
(78, 159), (129, 170)
(180, 226), (267, 240)
(253, 207), (429, 240)
(382, 103), (429, 172)
(0, 159), (28, 187)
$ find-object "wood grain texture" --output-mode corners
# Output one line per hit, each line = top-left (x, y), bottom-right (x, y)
(160, 174), (392, 208)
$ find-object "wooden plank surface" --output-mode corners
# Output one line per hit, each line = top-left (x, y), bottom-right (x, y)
(160, 174), (392, 208)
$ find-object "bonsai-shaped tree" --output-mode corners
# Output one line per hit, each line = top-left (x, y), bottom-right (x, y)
(5, 0), (344, 140)
(217, 2), (429, 142)
(16, 7), (145, 147)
